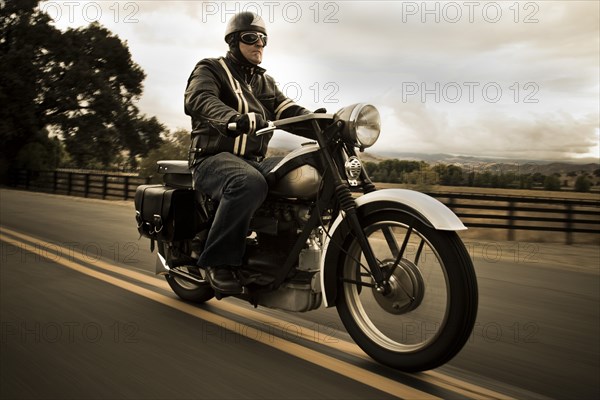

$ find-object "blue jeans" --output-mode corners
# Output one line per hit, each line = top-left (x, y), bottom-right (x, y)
(192, 152), (282, 267)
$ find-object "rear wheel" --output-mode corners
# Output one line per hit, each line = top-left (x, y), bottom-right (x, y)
(335, 210), (478, 371)
(158, 241), (214, 303)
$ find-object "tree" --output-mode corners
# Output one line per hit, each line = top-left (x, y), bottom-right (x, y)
(531, 172), (546, 186)
(543, 175), (561, 191)
(364, 162), (378, 178)
(474, 171), (493, 187)
(1, 0), (57, 174)
(0, 1), (164, 179)
(139, 129), (191, 181)
(574, 175), (592, 192)
(434, 164), (464, 186)
(54, 23), (166, 169)
(364, 159), (427, 183)
(13, 135), (63, 170)
(519, 174), (533, 189)
(388, 169), (399, 183)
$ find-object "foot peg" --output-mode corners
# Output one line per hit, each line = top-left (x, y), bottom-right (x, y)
(239, 272), (262, 286)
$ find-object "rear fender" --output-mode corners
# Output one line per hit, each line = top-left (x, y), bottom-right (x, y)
(320, 189), (465, 308)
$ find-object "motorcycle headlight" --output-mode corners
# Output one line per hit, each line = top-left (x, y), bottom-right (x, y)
(335, 103), (381, 149)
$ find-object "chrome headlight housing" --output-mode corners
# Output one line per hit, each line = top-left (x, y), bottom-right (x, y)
(335, 103), (381, 149)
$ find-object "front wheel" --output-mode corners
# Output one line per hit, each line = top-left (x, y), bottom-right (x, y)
(335, 210), (478, 372)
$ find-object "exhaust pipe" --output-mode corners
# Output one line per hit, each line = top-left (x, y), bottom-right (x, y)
(168, 267), (206, 285)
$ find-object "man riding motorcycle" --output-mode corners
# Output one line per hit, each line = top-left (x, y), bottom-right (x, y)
(184, 12), (315, 295)
(134, 11), (478, 373)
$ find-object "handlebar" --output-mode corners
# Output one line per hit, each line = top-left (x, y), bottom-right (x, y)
(227, 113), (334, 136)
(256, 121), (277, 136)
(226, 121), (275, 136)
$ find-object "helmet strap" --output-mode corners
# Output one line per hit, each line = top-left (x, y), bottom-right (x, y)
(227, 35), (259, 67)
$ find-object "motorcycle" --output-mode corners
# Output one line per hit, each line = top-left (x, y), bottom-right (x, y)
(134, 103), (478, 372)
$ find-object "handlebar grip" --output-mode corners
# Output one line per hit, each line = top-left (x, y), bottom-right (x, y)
(228, 121), (275, 135)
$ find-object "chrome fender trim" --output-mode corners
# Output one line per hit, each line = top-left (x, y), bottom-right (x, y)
(320, 189), (466, 307)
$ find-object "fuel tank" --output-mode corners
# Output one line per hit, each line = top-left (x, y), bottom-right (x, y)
(268, 144), (322, 199)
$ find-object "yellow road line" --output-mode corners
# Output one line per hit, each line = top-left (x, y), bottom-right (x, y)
(1, 226), (514, 399)
(0, 228), (438, 400)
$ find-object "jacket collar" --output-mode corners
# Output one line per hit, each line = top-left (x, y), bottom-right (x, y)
(226, 51), (265, 84)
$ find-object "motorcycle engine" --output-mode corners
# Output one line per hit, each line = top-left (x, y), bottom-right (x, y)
(250, 199), (311, 237)
(245, 199), (320, 276)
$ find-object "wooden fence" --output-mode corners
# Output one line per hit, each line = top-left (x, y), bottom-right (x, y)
(427, 192), (600, 244)
(6, 169), (600, 244)
(7, 169), (151, 201)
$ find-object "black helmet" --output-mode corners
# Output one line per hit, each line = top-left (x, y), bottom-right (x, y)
(224, 12), (267, 43)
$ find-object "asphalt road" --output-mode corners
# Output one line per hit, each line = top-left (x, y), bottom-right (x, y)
(1, 188), (598, 399)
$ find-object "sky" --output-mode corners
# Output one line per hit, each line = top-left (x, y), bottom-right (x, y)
(39, 0), (600, 161)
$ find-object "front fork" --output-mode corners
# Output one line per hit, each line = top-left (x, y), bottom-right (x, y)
(335, 185), (388, 291)
(312, 121), (388, 291)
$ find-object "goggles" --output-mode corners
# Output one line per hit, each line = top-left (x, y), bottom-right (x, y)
(240, 32), (268, 47)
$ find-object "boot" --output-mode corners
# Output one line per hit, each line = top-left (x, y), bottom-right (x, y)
(204, 266), (243, 294)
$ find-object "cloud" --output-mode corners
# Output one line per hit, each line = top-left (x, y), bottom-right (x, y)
(373, 97), (599, 160)
(41, 1), (599, 160)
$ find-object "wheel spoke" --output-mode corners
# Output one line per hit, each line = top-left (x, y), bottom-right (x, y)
(341, 278), (376, 288)
(415, 239), (425, 265)
(381, 226), (400, 257)
(389, 223), (413, 278)
(354, 259), (363, 293)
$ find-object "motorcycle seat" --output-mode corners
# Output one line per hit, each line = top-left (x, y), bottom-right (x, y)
(157, 160), (191, 175)
(157, 160), (193, 188)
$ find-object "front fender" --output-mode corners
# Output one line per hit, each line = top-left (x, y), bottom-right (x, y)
(320, 189), (465, 308)
(355, 189), (466, 231)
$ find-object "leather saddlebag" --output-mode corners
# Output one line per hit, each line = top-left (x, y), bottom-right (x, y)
(134, 185), (197, 241)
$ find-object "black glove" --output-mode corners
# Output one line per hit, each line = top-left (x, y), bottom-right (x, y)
(314, 108), (327, 113)
(227, 112), (268, 137)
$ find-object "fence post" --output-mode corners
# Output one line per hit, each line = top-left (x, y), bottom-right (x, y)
(84, 174), (90, 198)
(53, 171), (58, 193)
(67, 172), (72, 195)
(507, 201), (516, 241)
(123, 176), (130, 200)
(102, 174), (108, 199)
(565, 203), (573, 245)
(447, 196), (455, 210)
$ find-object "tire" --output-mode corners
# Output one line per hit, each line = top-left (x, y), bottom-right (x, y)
(165, 270), (215, 303)
(158, 241), (214, 303)
(335, 210), (478, 372)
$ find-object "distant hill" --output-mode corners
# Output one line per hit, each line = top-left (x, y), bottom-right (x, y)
(266, 148), (599, 175)
(363, 151), (599, 175)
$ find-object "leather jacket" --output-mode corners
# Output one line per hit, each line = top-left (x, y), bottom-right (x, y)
(185, 52), (311, 167)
